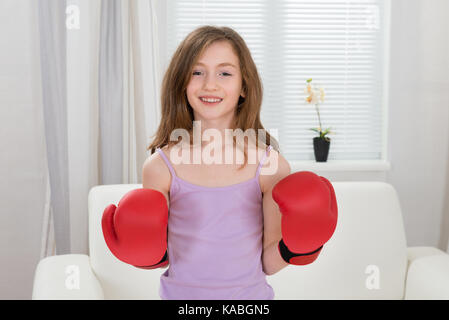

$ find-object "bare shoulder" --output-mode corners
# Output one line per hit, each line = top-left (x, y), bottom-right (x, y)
(142, 145), (172, 204)
(259, 147), (291, 194)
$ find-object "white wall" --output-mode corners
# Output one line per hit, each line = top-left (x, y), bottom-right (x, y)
(0, 0), (46, 299)
(387, 0), (449, 249)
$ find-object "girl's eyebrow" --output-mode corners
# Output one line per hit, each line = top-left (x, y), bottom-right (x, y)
(194, 62), (237, 69)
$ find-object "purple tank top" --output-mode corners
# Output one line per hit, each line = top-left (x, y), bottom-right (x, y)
(155, 145), (274, 300)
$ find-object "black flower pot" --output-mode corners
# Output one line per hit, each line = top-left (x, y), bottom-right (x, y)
(313, 137), (330, 162)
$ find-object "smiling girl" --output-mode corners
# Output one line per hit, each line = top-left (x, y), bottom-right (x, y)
(101, 25), (337, 300)
(143, 26), (293, 300)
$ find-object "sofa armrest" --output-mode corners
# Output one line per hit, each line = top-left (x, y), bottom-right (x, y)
(32, 254), (104, 300)
(407, 246), (447, 261)
(404, 246), (449, 299)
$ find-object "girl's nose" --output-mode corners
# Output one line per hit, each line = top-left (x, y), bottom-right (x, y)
(203, 73), (219, 89)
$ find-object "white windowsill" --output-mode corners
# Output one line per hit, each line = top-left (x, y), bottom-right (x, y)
(289, 160), (391, 172)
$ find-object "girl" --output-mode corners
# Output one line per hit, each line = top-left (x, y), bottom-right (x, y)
(144, 26), (291, 300)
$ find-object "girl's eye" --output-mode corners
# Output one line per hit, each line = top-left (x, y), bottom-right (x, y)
(192, 71), (232, 77)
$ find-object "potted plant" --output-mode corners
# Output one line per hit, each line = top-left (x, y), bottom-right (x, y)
(304, 78), (334, 162)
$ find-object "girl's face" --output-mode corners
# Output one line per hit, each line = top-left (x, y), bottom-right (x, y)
(186, 41), (245, 129)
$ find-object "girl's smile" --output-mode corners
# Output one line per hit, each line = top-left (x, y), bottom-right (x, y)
(198, 96), (223, 106)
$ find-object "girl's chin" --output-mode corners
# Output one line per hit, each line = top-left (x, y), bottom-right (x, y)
(192, 108), (236, 122)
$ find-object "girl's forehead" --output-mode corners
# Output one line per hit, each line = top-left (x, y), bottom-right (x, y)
(194, 61), (238, 69)
(196, 42), (239, 63)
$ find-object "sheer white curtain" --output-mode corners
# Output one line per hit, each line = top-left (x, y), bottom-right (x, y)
(38, 0), (70, 256)
(40, 0), (163, 256)
(123, 0), (163, 183)
(443, 141), (449, 252)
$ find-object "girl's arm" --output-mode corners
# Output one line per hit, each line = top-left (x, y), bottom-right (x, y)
(142, 150), (171, 209)
(133, 150), (172, 270)
(261, 150), (291, 276)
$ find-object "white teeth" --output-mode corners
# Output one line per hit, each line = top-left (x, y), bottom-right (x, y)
(200, 97), (222, 103)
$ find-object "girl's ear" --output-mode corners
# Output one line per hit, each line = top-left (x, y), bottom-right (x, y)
(237, 95), (245, 108)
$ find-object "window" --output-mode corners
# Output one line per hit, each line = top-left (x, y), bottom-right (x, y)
(166, 0), (389, 162)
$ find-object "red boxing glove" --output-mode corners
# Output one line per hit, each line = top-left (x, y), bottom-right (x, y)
(272, 171), (338, 265)
(101, 188), (169, 268)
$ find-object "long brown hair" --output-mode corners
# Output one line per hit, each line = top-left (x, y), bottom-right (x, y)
(147, 25), (279, 169)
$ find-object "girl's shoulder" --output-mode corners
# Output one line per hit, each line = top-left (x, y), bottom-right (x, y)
(142, 146), (172, 205)
(258, 146), (291, 194)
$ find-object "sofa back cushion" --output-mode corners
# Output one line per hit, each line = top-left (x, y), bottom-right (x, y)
(88, 181), (408, 299)
(266, 181), (408, 299)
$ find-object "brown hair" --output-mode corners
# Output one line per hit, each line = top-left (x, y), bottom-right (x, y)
(147, 25), (279, 169)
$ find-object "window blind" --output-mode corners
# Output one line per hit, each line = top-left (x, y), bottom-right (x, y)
(165, 0), (388, 161)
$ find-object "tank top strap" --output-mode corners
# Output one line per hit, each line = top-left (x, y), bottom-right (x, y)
(255, 145), (273, 178)
(155, 147), (177, 179)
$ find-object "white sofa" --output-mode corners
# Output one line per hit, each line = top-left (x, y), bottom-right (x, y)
(32, 182), (449, 299)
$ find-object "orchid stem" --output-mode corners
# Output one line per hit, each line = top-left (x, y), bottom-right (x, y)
(315, 104), (323, 136)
